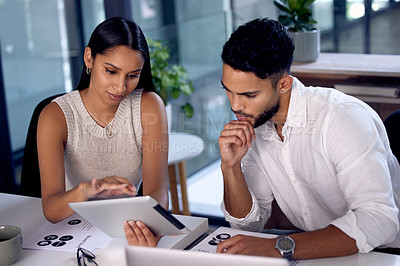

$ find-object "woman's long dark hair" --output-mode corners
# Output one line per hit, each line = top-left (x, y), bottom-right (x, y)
(75, 17), (154, 92)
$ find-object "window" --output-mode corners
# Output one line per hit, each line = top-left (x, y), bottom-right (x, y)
(0, 0), (86, 190)
(130, 0), (233, 174)
(0, 0), (399, 192)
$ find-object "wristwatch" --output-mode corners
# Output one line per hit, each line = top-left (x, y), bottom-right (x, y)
(275, 235), (295, 260)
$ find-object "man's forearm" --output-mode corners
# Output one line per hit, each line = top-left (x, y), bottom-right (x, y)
(216, 224), (359, 259)
(221, 163), (253, 218)
(290, 225), (358, 260)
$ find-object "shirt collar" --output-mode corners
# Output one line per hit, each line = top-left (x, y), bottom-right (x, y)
(284, 76), (307, 129)
(257, 76), (307, 141)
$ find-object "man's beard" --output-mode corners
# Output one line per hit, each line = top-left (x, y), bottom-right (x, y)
(232, 87), (281, 128)
(232, 100), (280, 128)
(253, 101), (280, 128)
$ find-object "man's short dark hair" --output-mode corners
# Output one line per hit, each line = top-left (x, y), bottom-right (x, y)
(221, 18), (294, 85)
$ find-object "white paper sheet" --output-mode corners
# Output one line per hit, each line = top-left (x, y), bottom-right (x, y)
(191, 226), (277, 253)
(23, 213), (112, 252)
(191, 227), (300, 266)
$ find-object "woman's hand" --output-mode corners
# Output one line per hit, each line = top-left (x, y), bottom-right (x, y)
(79, 176), (137, 199)
(123, 221), (161, 247)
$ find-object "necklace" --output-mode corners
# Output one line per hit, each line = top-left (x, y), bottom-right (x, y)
(82, 92), (115, 138)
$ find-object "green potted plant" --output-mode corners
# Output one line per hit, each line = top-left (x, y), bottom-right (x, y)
(147, 38), (194, 130)
(273, 0), (320, 62)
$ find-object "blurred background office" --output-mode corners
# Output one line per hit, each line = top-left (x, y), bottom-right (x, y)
(1, 0), (399, 201)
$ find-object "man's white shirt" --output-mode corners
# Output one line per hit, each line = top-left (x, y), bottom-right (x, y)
(221, 77), (400, 252)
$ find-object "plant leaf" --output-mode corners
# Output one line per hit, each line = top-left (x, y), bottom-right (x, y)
(278, 15), (293, 26)
(303, 0), (316, 8)
(273, 0), (291, 13)
(170, 87), (181, 99)
(288, 0), (297, 10)
(181, 103), (194, 118)
(148, 38), (194, 117)
(274, 0), (317, 32)
(180, 83), (194, 95)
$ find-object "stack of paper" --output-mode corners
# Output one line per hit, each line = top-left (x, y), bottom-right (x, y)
(334, 80), (399, 98)
(158, 215), (208, 249)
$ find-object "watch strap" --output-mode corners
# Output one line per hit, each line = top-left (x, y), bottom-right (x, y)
(281, 250), (293, 260)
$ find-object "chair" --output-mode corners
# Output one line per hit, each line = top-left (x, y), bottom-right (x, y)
(384, 110), (400, 161)
(19, 93), (143, 198)
(20, 94), (65, 197)
(375, 110), (400, 255)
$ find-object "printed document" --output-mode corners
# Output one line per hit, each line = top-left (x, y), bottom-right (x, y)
(23, 213), (112, 252)
(191, 226), (276, 253)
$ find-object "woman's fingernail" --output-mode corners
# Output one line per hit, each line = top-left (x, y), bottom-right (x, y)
(136, 221), (144, 227)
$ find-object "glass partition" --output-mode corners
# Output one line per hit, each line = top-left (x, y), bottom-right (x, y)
(370, 2), (400, 54)
(129, 0), (232, 174)
(0, 0), (70, 155)
(81, 0), (106, 45)
(0, 0), (100, 186)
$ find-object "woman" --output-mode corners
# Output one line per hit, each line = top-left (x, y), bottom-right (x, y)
(37, 17), (168, 247)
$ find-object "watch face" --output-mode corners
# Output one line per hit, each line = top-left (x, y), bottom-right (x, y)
(277, 237), (294, 251)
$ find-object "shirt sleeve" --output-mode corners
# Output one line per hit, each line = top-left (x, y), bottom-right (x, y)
(324, 102), (399, 252)
(220, 147), (274, 232)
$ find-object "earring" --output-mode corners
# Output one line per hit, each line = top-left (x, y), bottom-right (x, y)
(280, 89), (285, 94)
(86, 67), (91, 75)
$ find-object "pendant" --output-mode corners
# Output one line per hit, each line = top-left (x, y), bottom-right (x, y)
(106, 125), (114, 138)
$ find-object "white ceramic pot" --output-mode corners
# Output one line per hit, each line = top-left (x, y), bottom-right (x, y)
(290, 29), (320, 63)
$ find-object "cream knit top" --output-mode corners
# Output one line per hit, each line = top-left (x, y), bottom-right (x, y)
(53, 89), (143, 191)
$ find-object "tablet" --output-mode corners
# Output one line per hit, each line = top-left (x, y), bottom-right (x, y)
(68, 196), (191, 238)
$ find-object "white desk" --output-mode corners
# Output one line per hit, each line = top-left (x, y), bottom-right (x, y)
(168, 132), (204, 215)
(0, 193), (131, 265)
(297, 251), (400, 266)
(1, 193), (400, 266)
(0, 193), (207, 266)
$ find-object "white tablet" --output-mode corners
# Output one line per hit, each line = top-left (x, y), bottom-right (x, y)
(68, 196), (191, 238)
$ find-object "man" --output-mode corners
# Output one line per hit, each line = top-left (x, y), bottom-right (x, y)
(217, 18), (400, 260)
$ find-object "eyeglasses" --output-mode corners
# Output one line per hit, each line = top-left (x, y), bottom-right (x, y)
(77, 247), (98, 266)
